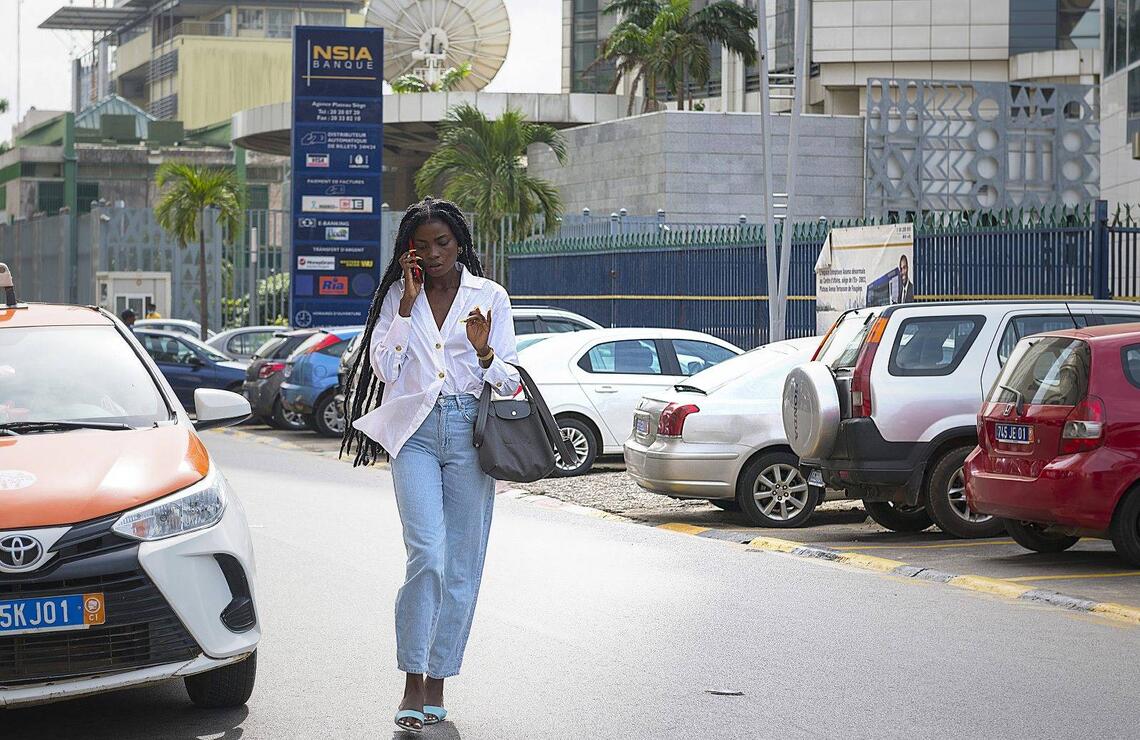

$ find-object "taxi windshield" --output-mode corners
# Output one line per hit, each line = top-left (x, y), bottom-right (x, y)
(0, 325), (170, 427)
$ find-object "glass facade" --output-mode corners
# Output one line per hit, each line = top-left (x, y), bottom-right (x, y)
(1010, 0), (1100, 57)
(745, 0), (794, 93)
(570, 0), (616, 93)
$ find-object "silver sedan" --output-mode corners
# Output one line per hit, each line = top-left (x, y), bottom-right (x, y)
(625, 336), (840, 528)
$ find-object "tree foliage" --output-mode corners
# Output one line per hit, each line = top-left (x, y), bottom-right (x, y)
(391, 62), (473, 93)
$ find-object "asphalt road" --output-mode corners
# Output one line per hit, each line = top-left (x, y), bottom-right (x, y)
(6, 431), (1139, 739)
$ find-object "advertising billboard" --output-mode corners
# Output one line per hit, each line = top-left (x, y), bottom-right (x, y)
(290, 26), (384, 328)
(814, 223), (915, 333)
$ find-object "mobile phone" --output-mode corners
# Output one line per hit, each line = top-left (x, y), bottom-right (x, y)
(409, 240), (422, 281)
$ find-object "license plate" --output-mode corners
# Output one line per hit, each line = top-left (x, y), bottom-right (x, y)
(995, 423), (1032, 444)
(635, 416), (650, 436)
(808, 469), (825, 487)
(0, 593), (106, 637)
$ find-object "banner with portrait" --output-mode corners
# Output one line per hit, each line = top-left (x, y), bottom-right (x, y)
(814, 223), (915, 334)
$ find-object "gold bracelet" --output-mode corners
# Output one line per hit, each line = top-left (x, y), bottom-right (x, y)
(477, 347), (495, 362)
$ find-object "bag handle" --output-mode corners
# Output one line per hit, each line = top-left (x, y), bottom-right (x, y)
(472, 365), (576, 464)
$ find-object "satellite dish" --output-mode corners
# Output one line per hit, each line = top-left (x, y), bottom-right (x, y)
(366, 0), (511, 91)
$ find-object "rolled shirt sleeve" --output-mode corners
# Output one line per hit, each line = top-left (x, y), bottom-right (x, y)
(370, 284), (412, 384)
(482, 289), (521, 394)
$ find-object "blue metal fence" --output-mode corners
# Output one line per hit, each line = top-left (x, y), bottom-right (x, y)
(509, 203), (1132, 350)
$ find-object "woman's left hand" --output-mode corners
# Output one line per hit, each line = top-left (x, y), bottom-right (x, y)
(466, 307), (491, 354)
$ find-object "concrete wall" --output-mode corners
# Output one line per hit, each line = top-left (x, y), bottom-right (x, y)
(527, 110), (865, 223)
(176, 37), (294, 130)
(1100, 72), (1140, 207)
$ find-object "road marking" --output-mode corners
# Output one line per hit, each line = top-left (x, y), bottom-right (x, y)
(948, 575), (1034, 599)
(1006, 571), (1140, 582)
(658, 523), (711, 536)
(841, 539), (1016, 550)
(1091, 602), (1140, 625)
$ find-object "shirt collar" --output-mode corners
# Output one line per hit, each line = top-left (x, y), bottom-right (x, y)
(458, 263), (488, 290)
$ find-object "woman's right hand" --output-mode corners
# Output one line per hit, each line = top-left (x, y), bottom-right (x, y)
(398, 248), (422, 317)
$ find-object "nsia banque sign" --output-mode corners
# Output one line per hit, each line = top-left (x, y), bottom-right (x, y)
(291, 26), (384, 329)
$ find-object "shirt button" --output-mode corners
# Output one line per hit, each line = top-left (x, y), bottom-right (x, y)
(395, 345), (402, 351)
(438, 372), (445, 379)
(435, 343), (442, 349)
(495, 382), (502, 388)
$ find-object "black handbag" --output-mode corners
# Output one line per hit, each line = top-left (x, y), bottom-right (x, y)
(472, 364), (577, 482)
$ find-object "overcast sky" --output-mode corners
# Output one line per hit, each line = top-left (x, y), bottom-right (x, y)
(0, 0), (562, 141)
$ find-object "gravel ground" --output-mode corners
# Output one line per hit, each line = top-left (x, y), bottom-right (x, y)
(512, 467), (866, 523)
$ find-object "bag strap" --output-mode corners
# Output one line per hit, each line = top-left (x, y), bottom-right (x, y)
(513, 364), (575, 463)
(472, 382), (493, 448)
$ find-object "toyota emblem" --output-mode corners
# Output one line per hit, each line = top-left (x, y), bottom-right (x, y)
(0, 534), (43, 571)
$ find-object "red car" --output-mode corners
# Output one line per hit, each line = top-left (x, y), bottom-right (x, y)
(965, 324), (1140, 565)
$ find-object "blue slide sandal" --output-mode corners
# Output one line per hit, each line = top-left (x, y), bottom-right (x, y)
(395, 709), (426, 733)
(424, 705), (448, 725)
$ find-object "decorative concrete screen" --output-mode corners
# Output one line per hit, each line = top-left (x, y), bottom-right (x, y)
(865, 78), (1100, 219)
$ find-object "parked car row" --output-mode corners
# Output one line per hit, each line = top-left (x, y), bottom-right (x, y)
(773, 299), (1140, 565)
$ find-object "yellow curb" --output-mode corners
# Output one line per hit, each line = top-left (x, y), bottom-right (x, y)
(836, 552), (908, 573)
(948, 575), (1035, 600)
(745, 536), (802, 554)
(657, 523), (712, 536)
(1090, 602), (1140, 625)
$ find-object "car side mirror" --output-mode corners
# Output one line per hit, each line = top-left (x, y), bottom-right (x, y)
(193, 388), (251, 431)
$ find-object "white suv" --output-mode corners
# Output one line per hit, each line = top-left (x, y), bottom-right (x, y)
(782, 301), (1140, 538)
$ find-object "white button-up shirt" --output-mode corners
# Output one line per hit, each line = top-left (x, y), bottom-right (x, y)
(351, 265), (520, 458)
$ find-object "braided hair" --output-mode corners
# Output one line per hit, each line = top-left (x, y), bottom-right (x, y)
(340, 196), (485, 466)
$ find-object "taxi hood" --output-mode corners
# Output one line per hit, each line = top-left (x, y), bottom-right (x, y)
(0, 424), (209, 529)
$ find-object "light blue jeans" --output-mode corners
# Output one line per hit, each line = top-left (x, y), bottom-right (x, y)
(390, 394), (496, 679)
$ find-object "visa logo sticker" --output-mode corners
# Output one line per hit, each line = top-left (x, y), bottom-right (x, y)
(306, 153), (330, 168)
(319, 276), (349, 295)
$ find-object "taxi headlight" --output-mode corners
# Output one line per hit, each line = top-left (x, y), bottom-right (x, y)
(112, 468), (227, 541)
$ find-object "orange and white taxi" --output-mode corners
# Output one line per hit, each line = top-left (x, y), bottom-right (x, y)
(0, 264), (259, 708)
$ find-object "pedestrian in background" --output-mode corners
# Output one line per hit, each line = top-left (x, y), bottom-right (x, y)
(145, 301), (162, 319)
(341, 197), (519, 734)
(120, 309), (136, 329)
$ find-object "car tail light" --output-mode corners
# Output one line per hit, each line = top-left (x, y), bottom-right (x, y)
(658, 403), (699, 437)
(304, 334), (340, 354)
(258, 361), (286, 379)
(1060, 396), (1105, 455)
(850, 317), (888, 418)
(283, 363), (293, 379)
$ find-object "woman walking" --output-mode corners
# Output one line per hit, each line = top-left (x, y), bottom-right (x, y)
(342, 197), (519, 733)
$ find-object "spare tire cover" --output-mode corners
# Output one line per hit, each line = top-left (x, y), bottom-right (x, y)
(782, 361), (841, 459)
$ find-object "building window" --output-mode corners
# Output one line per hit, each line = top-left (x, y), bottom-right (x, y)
(1128, 65), (1140, 141)
(238, 9), (264, 31)
(303, 11), (343, 26)
(247, 184), (270, 211)
(1012, 0), (1100, 57)
(267, 9), (295, 38)
(571, 0), (615, 93)
(745, 0), (794, 92)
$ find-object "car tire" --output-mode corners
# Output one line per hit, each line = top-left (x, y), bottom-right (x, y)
(736, 452), (818, 528)
(1111, 489), (1140, 566)
(864, 500), (932, 533)
(1005, 519), (1080, 554)
(270, 397), (310, 431)
(184, 651), (257, 709)
(312, 394), (345, 438)
(708, 499), (741, 512)
(926, 445), (1005, 539)
(552, 417), (597, 477)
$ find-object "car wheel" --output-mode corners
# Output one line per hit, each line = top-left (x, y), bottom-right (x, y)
(552, 417), (597, 477)
(312, 394), (345, 438)
(1005, 519), (1080, 554)
(708, 499), (741, 512)
(185, 651), (257, 709)
(1111, 488), (1140, 567)
(270, 397), (310, 431)
(864, 500), (932, 533)
(926, 445), (1005, 539)
(736, 452), (818, 528)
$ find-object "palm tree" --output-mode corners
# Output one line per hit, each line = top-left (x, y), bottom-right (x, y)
(154, 163), (244, 340)
(390, 62), (473, 93)
(0, 98), (8, 113)
(415, 103), (567, 237)
(597, 0), (758, 111)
